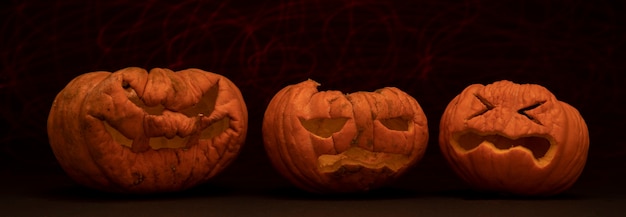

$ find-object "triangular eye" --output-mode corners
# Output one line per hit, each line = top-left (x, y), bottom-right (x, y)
(518, 101), (545, 125)
(468, 94), (494, 120)
(380, 117), (410, 131)
(180, 85), (231, 139)
(299, 117), (349, 138)
(181, 85), (219, 117)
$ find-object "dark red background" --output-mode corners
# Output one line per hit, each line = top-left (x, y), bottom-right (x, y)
(1, 0), (625, 216)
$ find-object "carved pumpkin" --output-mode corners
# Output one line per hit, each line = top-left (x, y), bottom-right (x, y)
(263, 80), (428, 193)
(439, 80), (589, 196)
(47, 67), (247, 193)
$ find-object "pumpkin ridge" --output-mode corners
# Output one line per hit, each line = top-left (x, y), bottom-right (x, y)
(278, 82), (328, 192)
(135, 70), (150, 101)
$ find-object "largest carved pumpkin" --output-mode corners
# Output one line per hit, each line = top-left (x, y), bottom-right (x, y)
(263, 80), (428, 193)
(439, 80), (589, 196)
(47, 67), (247, 193)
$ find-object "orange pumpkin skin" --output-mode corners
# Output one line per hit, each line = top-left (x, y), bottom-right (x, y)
(263, 80), (428, 193)
(439, 80), (589, 196)
(47, 67), (247, 193)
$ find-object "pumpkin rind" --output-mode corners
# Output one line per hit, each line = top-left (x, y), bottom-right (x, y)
(263, 80), (428, 193)
(47, 67), (247, 193)
(438, 80), (589, 196)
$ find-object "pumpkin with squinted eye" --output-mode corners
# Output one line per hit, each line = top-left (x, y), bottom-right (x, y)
(263, 80), (428, 193)
(47, 67), (247, 193)
(439, 80), (589, 196)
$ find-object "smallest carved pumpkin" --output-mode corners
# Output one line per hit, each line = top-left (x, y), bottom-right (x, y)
(439, 80), (589, 196)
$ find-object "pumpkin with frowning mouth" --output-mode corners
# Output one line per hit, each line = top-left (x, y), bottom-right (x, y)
(263, 80), (429, 193)
(439, 80), (589, 196)
(47, 67), (247, 193)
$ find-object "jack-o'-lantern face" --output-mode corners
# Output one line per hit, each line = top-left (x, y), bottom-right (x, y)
(47, 67), (247, 193)
(439, 80), (589, 196)
(263, 80), (428, 193)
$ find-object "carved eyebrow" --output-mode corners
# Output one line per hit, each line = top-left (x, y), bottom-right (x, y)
(467, 94), (494, 120)
(517, 101), (545, 125)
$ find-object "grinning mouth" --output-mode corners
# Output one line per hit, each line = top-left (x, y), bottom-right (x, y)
(317, 147), (410, 173)
(103, 117), (229, 151)
(455, 132), (552, 160)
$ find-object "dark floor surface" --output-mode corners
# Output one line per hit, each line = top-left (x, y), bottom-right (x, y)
(3, 143), (624, 217)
